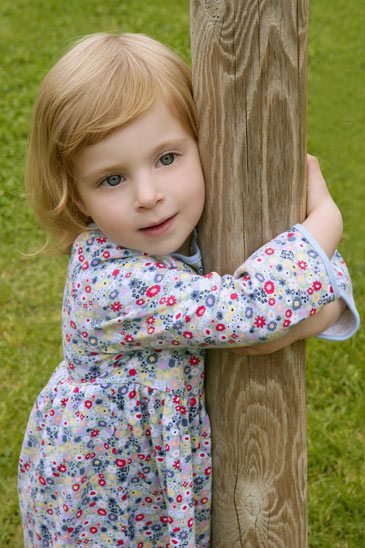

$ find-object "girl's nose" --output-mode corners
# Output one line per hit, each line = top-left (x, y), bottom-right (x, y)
(134, 175), (164, 210)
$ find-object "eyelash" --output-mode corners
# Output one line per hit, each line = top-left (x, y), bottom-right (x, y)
(99, 152), (180, 188)
(157, 152), (179, 166)
(99, 174), (125, 188)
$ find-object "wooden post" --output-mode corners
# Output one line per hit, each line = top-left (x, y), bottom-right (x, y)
(190, 1), (308, 546)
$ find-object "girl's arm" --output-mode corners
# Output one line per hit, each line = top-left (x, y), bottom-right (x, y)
(69, 226), (348, 352)
(301, 154), (343, 259)
(230, 299), (346, 355)
(231, 155), (359, 354)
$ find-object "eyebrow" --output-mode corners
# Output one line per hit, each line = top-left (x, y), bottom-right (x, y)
(78, 137), (191, 184)
(150, 137), (191, 157)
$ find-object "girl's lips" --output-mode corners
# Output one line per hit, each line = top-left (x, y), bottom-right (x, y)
(139, 214), (177, 236)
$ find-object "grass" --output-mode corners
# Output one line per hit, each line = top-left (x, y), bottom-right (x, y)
(0, 0), (363, 545)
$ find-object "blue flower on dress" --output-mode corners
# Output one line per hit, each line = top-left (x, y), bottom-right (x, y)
(108, 513), (118, 522)
(205, 294), (215, 307)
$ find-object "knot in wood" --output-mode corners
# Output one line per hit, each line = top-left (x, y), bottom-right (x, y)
(244, 494), (261, 516)
(204, 0), (224, 21)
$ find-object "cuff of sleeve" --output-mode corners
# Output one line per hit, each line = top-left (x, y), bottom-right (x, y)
(293, 223), (340, 299)
(294, 223), (360, 340)
(317, 291), (360, 340)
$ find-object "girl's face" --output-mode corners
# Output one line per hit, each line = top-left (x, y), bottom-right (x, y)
(73, 100), (205, 255)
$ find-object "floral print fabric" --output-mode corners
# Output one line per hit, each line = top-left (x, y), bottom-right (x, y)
(19, 225), (352, 547)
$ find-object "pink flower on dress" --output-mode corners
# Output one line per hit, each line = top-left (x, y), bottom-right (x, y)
(313, 280), (322, 291)
(255, 316), (266, 328)
(135, 514), (144, 521)
(146, 285), (161, 297)
(160, 516), (174, 524)
(110, 301), (122, 311)
(264, 281), (275, 294)
(167, 295), (176, 306)
(196, 306), (206, 317)
(297, 260), (307, 270)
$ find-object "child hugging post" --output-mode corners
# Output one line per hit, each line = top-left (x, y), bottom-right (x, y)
(18, 33), (359, 547)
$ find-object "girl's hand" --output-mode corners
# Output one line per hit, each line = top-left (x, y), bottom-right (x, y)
(306, 154), (334, 216)
(229, 335), (297, 356)
(302, 154), (343, 258)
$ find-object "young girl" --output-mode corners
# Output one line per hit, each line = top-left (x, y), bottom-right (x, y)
(18, 33), (359, 547)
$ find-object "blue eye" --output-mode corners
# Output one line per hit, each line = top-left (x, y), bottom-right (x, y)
(159, 153), (175, 166)
(101, 174), (123, 187)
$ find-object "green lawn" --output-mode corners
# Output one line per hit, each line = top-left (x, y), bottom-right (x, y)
(0, 0), (363, 545)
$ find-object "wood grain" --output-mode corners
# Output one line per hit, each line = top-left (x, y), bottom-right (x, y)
(190, 1), (308, 545)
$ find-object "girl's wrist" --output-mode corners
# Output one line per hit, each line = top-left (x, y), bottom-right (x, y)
(302, 199), (343, 258)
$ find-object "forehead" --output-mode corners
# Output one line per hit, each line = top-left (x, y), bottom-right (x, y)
(74, 101), (194, 177)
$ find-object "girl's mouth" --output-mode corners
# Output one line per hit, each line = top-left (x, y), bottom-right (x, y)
(139, 214), (177, 236)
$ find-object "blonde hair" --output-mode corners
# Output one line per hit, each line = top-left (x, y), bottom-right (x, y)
(25, 33), (197, 254)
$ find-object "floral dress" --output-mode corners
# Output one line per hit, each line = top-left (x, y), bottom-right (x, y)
(18, 224), (358, 547)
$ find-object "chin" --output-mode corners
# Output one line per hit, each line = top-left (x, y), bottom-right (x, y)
(151, 245), (179, 256)
(148, 239), (186, 256)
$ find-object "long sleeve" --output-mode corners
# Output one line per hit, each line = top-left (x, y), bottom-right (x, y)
(292, 224), (360, 340)
(65, 226), (344, 354)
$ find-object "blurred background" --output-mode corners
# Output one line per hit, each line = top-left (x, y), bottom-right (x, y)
(0, 0), (363, 545)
